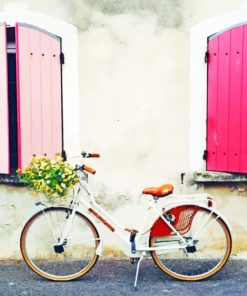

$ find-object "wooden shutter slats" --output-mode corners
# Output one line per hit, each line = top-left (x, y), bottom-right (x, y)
(240, 26), (247, 172)
(228, 27), (243, 172)
(0, 23), (10, 174)
(40, 32), (53, 158)
(216, 31), (230, 171)
(50, 37), (62, 155)
(16, 24), (32, 170)
(207, 37), (218, 171)
(29, 27), (43, 157)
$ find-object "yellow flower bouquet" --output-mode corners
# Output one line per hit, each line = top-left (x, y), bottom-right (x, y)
(17, 153), (79, 200)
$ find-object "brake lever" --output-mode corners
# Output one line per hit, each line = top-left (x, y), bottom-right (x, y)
(81, 151), (89, 158)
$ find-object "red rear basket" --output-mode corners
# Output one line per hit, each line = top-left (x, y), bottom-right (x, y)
(150, 205), (199, 237)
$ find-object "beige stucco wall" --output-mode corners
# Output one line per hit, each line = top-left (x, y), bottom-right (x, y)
(0, 0), (246, 259)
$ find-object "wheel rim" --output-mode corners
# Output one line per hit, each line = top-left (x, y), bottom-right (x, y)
(150, 207), (231, 280)
(21, 208), (99, 280)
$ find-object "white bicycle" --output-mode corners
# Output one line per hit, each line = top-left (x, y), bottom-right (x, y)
(20, 151), (232, 290)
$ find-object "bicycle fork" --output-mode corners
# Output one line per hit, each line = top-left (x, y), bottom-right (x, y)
(46, 208), (76, 252)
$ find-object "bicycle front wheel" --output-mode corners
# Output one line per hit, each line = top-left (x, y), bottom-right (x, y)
(21, 207), (100, 281)
(150, 206), (232, 281)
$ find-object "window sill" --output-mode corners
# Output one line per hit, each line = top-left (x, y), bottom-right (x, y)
(194, 171), (247, 183)
(0, 174), (23, 185)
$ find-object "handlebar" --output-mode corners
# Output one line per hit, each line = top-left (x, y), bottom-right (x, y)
(74, 150), (100, 175)
(82, 165), (96, 175)
(75, 164), (96, 174)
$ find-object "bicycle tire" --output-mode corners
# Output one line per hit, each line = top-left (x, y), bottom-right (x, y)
(150, 205), (232, 281)
(20, 207), (100, 281)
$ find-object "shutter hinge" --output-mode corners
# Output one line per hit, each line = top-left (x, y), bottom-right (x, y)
(60, 52), (65, 64)
(204, 51), (209, 63)
(203, 150), (208, 160)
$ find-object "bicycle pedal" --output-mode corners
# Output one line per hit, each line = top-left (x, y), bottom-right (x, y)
(54, 245), (64, 253)
(186, 245), (197, 253)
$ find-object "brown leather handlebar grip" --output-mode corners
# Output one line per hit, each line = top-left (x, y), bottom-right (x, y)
(82, 165), (96, 174)
(90, 153), (100, 158)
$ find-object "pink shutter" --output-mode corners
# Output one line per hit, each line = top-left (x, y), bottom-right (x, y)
(207, 24), (247, 173)
(0, 23), (9, 174)
(16, 23), (63, 171)
(240, 26), (247, 172)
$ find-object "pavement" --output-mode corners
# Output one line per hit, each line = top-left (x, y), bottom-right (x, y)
(0, 259), (246, 296)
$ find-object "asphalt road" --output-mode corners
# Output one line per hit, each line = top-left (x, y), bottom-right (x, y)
(0, 259), (246, 296)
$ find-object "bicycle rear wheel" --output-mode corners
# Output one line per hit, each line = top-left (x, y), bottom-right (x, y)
(150, 206), (232, 281)
(20, 207), (100, 281)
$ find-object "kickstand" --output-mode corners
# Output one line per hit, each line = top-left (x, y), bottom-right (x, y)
(133, 252), (146, 292)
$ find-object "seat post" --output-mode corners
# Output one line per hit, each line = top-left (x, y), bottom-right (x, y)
(153, 196), (159, 201)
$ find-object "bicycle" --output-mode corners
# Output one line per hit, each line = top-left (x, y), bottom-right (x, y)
(20, 151), (232, 291)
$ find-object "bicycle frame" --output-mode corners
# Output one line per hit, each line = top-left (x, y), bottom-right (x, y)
(20, 156), (232, 290)
(51, 174), (229, 259)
